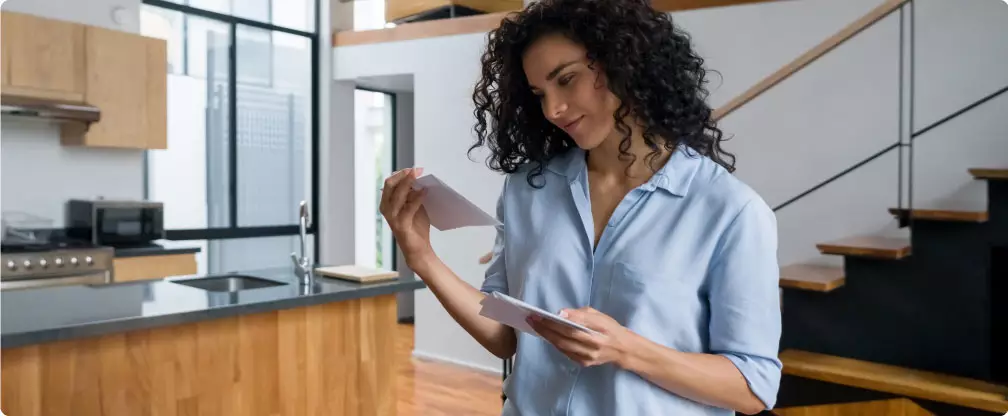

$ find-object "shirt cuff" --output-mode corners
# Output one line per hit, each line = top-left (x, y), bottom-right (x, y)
(720, 351), (782, 410)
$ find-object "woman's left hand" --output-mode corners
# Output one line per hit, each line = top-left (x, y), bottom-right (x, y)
(527, 307), (635, 367)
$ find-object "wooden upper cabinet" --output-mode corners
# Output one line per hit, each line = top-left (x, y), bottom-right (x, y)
(0, 16), (8, 86)
(68, 26), (149, 148)
(61, 27), (168, 149)
(0, 11), (86, 101)
(0, 11), (168, 150)
(144, 37), (168, 150)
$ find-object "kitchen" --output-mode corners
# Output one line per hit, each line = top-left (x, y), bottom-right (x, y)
(0, 1), (425, 415)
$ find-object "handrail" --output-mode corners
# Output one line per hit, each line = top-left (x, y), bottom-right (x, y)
(712, 0), (910, 120)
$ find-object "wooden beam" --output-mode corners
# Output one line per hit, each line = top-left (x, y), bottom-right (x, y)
(816, 235), (911, 260)
(775, 398), (935, 416)
(780, 350), (1008, 413)
(779, 264), (845, 292)
(334, 0), (787, 47)
(888, 208), (989, 223)
(334, 11), (509, 47)
(969, 168), (1008, 180)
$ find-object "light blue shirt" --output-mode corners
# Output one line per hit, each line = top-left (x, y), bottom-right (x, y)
(480, 144), (783, 415)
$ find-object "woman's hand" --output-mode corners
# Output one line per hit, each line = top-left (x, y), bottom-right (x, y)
(527, 307), (635, 368)
(379, 167), (433, 268)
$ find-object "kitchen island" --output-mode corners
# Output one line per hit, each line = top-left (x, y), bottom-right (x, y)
(0, 267), (426, 416)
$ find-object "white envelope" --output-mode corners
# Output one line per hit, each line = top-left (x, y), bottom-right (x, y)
(478, 291), (598, 337)
(411, 174), (502, 231)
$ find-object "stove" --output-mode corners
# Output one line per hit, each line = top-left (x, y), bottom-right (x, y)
(1, 239), (114, 291)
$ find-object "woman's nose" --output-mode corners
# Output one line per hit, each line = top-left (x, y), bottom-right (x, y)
(543, 95), (568, 121)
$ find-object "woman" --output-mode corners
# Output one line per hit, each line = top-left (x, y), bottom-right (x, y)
(379, 0), (782, 414)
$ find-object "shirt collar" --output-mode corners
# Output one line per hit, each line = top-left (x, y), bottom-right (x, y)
(546, 143), (702, 197)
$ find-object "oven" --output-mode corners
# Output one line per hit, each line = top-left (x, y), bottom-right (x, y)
(1, 242), (114, 291)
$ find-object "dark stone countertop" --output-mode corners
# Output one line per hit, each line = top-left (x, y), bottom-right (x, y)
(113, 243), (202, 258)
(1, 267), (426, 348)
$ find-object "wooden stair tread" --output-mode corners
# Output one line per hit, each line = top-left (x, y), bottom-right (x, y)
(969, 167), (1008, 180)
(888, 208), (989, 223)
(780, 349), (1008, 413)
(779, 264), (845, 292)
(816, 236), (911, 259)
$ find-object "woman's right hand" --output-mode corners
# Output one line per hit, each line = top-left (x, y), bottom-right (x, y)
(379, 167), (434, 268)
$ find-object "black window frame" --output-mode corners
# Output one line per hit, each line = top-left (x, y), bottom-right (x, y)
(141, 0), (321, 262)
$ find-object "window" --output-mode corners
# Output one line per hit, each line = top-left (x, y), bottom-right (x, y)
(157, 0), (316, 31)
(141, 0), (319, 270)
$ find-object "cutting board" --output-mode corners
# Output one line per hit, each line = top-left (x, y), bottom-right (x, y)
(314, 265), (399, 283)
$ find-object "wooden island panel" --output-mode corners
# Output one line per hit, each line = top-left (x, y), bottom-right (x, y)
(0, 294), (398, 416)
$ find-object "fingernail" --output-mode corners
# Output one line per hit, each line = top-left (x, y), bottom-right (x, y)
(559, 310), (568, 318)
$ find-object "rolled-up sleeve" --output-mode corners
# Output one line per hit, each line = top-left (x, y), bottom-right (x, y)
(479, 176), (509, 295)
(707, 197), (783, 410)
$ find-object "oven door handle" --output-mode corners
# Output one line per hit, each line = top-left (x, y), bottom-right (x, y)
(0, 272), (110, 291)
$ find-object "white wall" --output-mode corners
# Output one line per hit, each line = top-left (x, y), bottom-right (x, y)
(395, 92), (416, 321)
(1, 0), (140, 32)
(1, 0), (144, 226)
(335, 33), (504, 372)
(333, 0), (1008, 372)
(0, 120), (146, 226)
(320, 80), (359, 266)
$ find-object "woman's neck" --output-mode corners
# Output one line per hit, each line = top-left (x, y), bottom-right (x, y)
(585, 128), (672, 186)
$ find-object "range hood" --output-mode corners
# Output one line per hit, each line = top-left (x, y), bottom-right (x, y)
(0, 94), (100, 124)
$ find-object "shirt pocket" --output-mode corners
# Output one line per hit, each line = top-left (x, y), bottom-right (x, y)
(603, 261), (699, 348)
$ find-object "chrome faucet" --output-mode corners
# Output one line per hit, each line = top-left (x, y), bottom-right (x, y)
(290, 200), (314, 287)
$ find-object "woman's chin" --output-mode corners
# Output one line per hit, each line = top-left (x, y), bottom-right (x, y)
(576, 136), (604, 150)
(570, 134), (606, 150)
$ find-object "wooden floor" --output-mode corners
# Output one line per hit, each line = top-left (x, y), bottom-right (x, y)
(396, 323), (504, 415)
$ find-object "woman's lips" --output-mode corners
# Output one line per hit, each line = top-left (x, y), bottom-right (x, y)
(563, 116), (584, 133)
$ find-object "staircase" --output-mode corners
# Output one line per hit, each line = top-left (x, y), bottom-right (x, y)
(774, 168), (1008, 415)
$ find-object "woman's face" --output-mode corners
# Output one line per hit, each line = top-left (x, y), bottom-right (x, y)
(523, 33), (620, 150)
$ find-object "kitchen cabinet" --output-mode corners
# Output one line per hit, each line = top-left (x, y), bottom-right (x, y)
(113, 253), (198, 283)
(61, 27), (168, 149)
(0, 11), (86, 102)
(0, 11), (168, 150)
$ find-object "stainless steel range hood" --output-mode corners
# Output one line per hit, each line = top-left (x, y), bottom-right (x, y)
(0, 94), (100, 123)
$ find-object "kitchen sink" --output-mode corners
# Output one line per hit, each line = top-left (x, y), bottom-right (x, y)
(171, 274), (287, 292)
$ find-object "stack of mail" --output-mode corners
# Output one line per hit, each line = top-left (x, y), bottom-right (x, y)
(478, 291), (598, 336)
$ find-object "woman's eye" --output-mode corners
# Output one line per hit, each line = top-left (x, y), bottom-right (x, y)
(558, 74), (575, 86)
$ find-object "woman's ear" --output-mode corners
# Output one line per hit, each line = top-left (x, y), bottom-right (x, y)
(593, 69), (608, 90)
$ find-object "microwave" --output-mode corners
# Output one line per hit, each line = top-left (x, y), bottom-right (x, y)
(66, 199), (165, 246)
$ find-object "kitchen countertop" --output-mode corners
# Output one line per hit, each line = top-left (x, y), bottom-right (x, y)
(113, 243), (202, 258)
(1, 267), (426, 348)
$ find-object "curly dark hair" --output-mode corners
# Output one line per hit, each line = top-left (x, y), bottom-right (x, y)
(469, 0), (734, 187)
